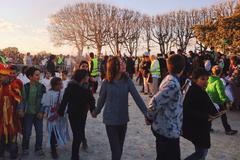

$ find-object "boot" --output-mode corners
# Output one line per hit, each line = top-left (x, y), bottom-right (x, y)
(81, 139), (88, 151)
(51, 146), (58, 159)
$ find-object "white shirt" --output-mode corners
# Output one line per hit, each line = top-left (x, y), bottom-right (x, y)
(17, 73), (30, 85)
(62, 79), (70, 92)
(41, 78), (52, 91)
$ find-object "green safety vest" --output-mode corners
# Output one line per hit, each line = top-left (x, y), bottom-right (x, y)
(150, 60), (161, 76)
(57, 56), (64, 65)
(91, 58), (99, 77)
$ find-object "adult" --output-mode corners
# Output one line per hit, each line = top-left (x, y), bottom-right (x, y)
(149, 55), (161, 97)
(89, 52), (99, 93)
(46, 55), (56, 77)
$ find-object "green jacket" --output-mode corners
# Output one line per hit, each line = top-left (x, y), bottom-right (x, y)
(206, 76), (229, 105)
(18, 82), (46, 114)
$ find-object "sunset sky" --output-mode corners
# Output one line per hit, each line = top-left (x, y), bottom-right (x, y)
(0, 0), (219, 55)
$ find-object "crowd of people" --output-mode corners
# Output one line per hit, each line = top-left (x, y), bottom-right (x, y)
(0, 49), (239, 160)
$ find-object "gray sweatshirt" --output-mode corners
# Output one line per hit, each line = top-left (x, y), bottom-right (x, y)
(95, 77), (148, 125)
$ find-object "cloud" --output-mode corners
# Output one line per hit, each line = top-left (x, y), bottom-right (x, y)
(0, 19), (21, 32)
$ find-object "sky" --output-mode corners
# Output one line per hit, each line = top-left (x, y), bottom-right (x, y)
(0, 0), (220, 55)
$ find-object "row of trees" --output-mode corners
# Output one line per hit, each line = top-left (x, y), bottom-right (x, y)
(194, 0), (240, 54)
(48, 0), (240, 56)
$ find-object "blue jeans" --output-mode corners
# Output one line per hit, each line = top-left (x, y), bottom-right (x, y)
(184, 146), (208, 160)
(22, 114), (43, 151)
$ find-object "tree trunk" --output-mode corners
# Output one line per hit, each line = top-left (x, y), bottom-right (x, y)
(96, 44), (102, 56)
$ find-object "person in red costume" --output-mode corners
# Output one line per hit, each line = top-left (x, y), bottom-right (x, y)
(0, 63), (22, 159)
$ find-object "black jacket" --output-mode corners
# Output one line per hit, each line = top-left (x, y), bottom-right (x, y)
(46, 60), (56, 76)
(58, 80), (96, 117)
(182, 83), (217, 148)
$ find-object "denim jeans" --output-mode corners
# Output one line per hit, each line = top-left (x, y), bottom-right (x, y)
(22, 114), (43, 151)
(184, 146), (208, 160)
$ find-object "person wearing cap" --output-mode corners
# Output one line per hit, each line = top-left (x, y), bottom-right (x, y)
(0, 63), (22, 159)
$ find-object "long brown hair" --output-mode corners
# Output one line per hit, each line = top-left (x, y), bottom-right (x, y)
(105, 56), (127, 82)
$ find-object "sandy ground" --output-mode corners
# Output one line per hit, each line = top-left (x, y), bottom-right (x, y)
(2, 82), (240, 160)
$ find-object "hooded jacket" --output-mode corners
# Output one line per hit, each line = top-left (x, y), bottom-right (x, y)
(206, 76), (229, 105)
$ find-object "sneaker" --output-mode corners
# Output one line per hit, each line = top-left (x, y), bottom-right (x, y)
(225, 130), (238, 135)
(35, 149), (45, 157)
(21, 149), (29, 157)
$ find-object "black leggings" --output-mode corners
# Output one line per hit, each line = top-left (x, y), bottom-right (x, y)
(68, 114), (87, 160)
(50, 131), (57, 152)
(106, 124), (127, 160)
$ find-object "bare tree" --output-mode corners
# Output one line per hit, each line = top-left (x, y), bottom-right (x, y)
(48, 5), (87, 57)
(108, 8), (141, 55)
(81, 3), (113, 56)
(173, 10), (200, 51)
(142, 15), (152, 52)
(123, 12), (142, 56)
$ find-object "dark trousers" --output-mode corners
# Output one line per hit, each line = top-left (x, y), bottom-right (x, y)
(68, 114), (87, 160)
(106, 124), (127, 160)
(50, 131), (57, 152)
(221, 113), (231, 132)
(0, 136), (18, 158)
(22, 114), (43, 151)
(152, 129), (180, 160)
(211, 104), (231, 132)
(184, 146), (208, 160)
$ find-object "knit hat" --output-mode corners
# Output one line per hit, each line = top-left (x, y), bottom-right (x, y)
(0, 63), (11, 76)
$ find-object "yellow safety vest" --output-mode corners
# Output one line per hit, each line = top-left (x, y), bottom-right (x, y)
(150, 60), (160, 76)
(91, 58), (99, 77)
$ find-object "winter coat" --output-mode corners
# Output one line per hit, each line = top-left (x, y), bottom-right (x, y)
(182, 83), (217, 148)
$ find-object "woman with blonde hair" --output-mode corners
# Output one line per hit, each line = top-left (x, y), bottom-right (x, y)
(149, 55), (161, 97)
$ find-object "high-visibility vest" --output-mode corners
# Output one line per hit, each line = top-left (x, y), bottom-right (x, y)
(150, 60), (160, 76)
(91, 58), (99, 77)
(57, 56), (64, 65)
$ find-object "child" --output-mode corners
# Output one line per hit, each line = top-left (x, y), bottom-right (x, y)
(206, 65), (237, 135)
(58, 69), (96, 160)
(0, 64), (22, 159)
(42, 77), (70, 159)
(92, 57), (148, 160)
(148, 54), (186, 160)
(182, 68), (218, 160)
(61, 70), (69, 92)
(19, 67), (46, 157)
(17, 66), (29, 85)
(41, 70), (52, 91)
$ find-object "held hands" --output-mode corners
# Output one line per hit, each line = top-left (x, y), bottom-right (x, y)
(145, 118), (152, 125)
(91, 111), (97, 118)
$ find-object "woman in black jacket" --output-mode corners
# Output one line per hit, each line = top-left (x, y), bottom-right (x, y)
(58, 69), (95, 160)
(182, 68), (218, 160)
